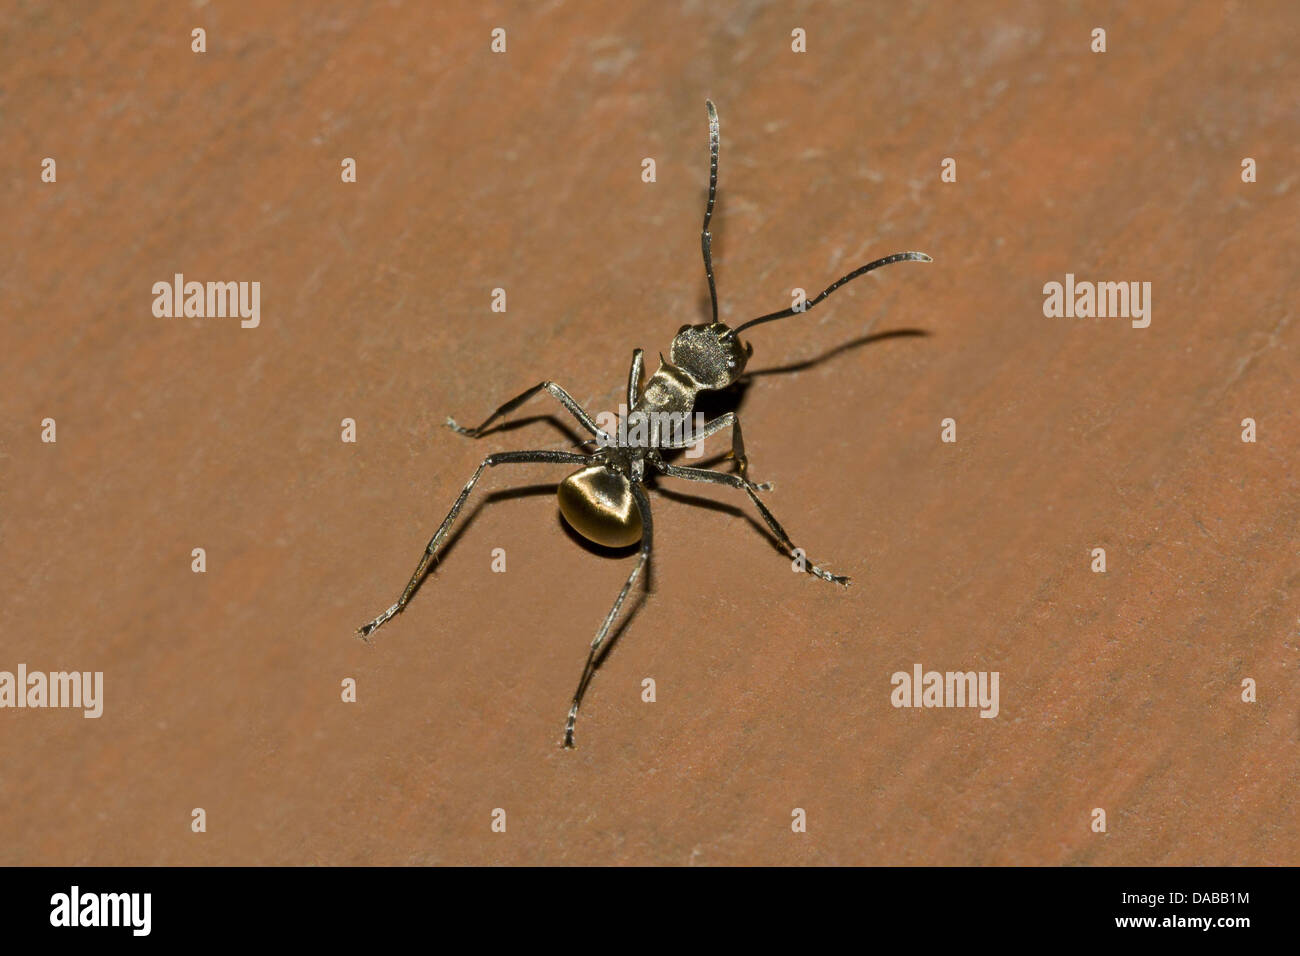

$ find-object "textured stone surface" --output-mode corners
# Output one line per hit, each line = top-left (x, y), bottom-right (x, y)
(2, 1), (1296, 865)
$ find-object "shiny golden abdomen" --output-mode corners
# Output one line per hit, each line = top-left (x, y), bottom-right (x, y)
(557, 465), (642, 548)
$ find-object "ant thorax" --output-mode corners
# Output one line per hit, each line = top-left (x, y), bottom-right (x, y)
(635, 360), (699, 417)
(613, 359), (705, 453)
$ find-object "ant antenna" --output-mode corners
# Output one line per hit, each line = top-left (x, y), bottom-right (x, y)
(725, 251), (931, 338)
(702, 99), (720, 325)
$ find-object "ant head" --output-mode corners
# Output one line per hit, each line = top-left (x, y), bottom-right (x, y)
(670, 322), (752, 389)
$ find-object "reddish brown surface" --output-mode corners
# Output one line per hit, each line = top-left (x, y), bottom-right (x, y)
(2, 2), (1296, 865)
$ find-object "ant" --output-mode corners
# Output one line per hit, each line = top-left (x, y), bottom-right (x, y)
(358, 100), (930, 748)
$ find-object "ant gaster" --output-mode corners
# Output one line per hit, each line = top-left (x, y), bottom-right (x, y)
(358, 100), (930, 748)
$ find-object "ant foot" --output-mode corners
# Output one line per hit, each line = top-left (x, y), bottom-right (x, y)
(445, 417), (478, 437)
(562, 707), (579, 748)
(811, 565), (851, 587)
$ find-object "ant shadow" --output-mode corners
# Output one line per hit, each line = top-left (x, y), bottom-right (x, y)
(693, 326), (929, 422)
(649, 327), (929, 552)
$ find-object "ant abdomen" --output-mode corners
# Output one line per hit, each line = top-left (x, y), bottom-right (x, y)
(557, 465), (643, 548)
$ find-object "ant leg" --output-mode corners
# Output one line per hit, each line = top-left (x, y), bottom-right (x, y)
(627, 348), (644, 409)
(653, 461), (849, 586)
(657, 412), (771, 489)
(357, 449), (591, 640)
(564, 482), (653, 749)
(446, 382), (608, 442)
